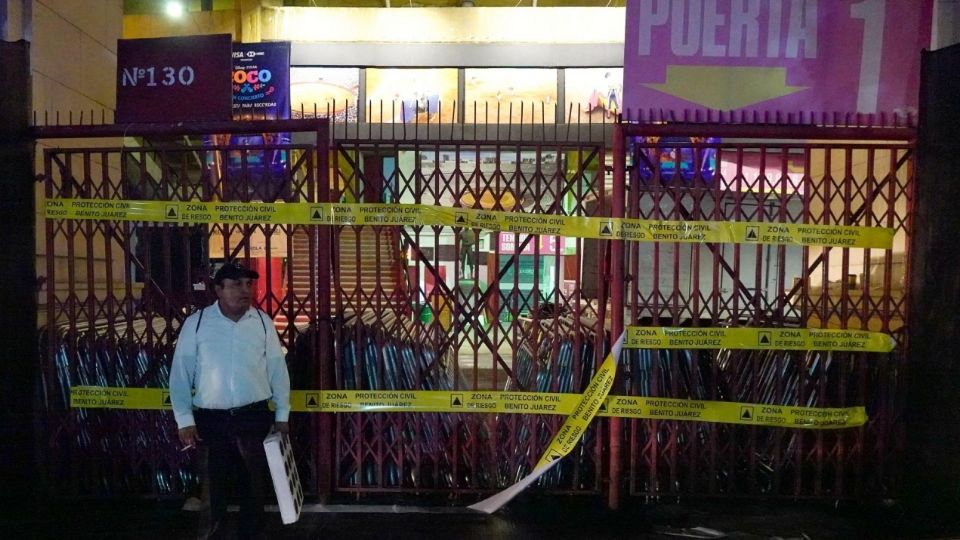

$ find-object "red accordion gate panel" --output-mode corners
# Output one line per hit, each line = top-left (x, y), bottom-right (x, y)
(39, 120), (330, 498)
(327, 138), (612, 495)
(616, 125), (913, 501)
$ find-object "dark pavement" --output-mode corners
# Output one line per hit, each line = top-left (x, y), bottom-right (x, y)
(4, 494), (956, 540)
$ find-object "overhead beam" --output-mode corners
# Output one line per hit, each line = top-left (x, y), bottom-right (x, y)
(291, 42), (622, 68)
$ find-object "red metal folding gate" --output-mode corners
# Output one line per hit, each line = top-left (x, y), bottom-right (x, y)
(327, 135), (610, 495)
(39, 119), (331, 498)
(38, 118), (914, 505)
(613, 123), (913, 504)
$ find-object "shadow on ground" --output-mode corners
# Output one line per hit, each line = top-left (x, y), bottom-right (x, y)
(2, 494), (954, 540)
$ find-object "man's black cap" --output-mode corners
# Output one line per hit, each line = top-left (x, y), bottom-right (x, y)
(213, 261), (259, 285)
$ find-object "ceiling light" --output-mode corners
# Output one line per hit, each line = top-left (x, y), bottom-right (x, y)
(165, 1), (184, 18)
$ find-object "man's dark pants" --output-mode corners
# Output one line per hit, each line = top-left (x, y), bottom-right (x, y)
(195, 402), (273, 538)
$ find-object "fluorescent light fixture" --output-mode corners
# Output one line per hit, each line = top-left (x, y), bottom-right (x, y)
(165, 1), (184, 18)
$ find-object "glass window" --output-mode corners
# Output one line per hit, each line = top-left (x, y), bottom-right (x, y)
(464, 68), (557, 124)
(290, 67), (359, 122)
(366, 68), (458, 123)
(564, 67), (623, 123)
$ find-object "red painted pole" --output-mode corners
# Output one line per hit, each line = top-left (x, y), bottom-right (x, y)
(608, 122), (626, 509)
(315, 120), (334, 501)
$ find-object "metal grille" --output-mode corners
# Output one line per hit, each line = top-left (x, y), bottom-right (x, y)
(328, 137), (612, 494)
(40, 124), (326, 497)
(617, 126), (913, 501)
(36, 116), (914, 505)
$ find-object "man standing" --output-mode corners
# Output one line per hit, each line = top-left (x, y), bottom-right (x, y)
(170, 261), (291, 539)
(459, 228), (476, 273)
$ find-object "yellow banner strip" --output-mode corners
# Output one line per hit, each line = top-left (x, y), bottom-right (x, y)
(625, 327), (896, 352)
(68, 386), (866, 430)
(44, 198), (894, 249)
(534, 333), (621, 469)
(71, 386), (172, 410)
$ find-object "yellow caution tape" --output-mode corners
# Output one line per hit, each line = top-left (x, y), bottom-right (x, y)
(68, 386), (866, 429)
(297, 389), (582, 414)
(534, 333), (621, 469)
(70, 386), (173, 410)
(601, 396), (866, 429)
(625, 327), (896, 352)
(44, 198), (894, 249)
(588, 218), (892, 249)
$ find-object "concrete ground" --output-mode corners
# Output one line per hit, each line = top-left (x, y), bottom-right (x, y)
(4, 494), (956, 540)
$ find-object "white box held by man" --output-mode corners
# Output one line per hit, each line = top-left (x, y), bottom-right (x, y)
(263, 431), (303, 524)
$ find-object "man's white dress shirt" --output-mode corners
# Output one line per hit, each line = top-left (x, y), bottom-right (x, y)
(170, 302), (290, 429)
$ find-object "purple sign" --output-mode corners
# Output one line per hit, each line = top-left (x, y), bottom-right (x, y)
(623, 0), (933, 119)
(116, 34), (232, 124)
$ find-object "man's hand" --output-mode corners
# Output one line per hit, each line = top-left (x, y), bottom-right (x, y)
(274, 421), (289, 434)
(178, 425), (202, 448)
